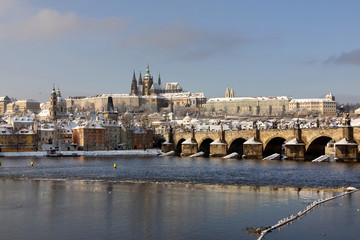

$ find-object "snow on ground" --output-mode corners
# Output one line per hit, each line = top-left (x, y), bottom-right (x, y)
(0, 149), (162, 157)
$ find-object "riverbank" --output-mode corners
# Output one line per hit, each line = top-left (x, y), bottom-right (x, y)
(0, 149), (162, 157)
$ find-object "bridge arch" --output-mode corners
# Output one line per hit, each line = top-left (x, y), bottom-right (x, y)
(199, 138), (214, 157)
(263, 137), (286, 157)
(175, 138), (186, 156)
(154, 136), (165, 149)
(305, 136), (332, 160)
(228, 138), (246, 156)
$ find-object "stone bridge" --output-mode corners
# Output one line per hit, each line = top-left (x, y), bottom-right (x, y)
(161, 126), (360, 161)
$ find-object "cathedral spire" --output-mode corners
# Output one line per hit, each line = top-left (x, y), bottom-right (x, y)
(145, 64), (150, 78)
(138, 71), (142, 85)
(131, 70), (138, 95)
(158, 73), (161, 85)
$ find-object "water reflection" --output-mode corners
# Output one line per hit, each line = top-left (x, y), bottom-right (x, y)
(1, 179), (358, 240)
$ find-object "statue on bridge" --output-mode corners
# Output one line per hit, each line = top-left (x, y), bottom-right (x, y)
(344, 113), (351, 126)
(273, 120), (278, 129)
(253, 120), (257, 130)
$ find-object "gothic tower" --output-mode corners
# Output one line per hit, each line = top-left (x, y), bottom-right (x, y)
(50, 85), (57, 120)
(138, 71), (142, 85)
(225, 87), (230, 98)
(143, 64), (153, 96)
(158, 73), (161, 85)
(130, 71), (138, 95)
(230, 88), (234, 98)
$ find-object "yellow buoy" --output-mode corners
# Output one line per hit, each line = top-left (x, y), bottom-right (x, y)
(31, 161), (34, 167)
(114, 163), (117, 169)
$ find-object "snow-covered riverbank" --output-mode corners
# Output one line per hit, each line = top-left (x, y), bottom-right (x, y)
(0, 149), (162, 157)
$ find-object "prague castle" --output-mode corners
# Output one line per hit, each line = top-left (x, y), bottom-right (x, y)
(65, 65), (206, 113)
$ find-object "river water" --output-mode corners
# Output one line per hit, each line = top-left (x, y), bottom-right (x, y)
(0, 156), (359, 239)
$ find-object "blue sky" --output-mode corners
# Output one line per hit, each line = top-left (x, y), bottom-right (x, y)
(1, 0), (360, 103)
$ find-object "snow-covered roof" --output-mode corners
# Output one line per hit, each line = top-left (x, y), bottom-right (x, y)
(210, 138), (227, 145)
(289, 98), (335, 103)
(182, 138), (197, 144)
(57, 96), (66, 102)
(15, 99), (40, 103)
(38, 109), (50, 117)
(285, 138), (305, 145)
(334, 138), (358, 145)
(164, 82), (182, 91)
(0, 96), (10, 101)
(243, 137), (262, 145)
(207, 96), (289, 102)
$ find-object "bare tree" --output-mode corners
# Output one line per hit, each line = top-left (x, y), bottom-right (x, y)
(122, 112), (133, 127)
(83, 102), (95, 112)
(144, 102), (158, 114)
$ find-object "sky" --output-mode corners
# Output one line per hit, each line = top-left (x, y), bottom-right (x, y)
(0, 0), (360, 103)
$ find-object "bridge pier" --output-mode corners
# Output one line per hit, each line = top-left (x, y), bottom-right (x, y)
(243, 137), (263, 159)
(334, 126), (358, 162)
(284, 138), (305, 160)
(210, 138), (228, 157)
(161, 141), (174, 153)
(181, 138), (198, 156)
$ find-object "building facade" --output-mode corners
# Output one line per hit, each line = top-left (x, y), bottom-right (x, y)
(72, 121), (105, 151)
(289, 91), (337, 116)
(205, 96), (289, 116)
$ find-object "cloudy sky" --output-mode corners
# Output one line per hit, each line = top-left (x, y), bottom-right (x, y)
(1, 0), (359, 103)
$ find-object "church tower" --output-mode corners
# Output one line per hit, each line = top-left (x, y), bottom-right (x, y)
(130, 71), (138, 95)
(225, 87), (230, 98)
(143, 64), (153, 96)
(230, 88), (234, 98)
(325, 91), (335, 101)
(50, 85), (57, 120)
(158, 73), (161, 85)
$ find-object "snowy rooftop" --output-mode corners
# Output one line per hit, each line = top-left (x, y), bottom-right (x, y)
(244, 137), (262, 145)
(285, 138), (305, 145)
(207, 96), (289, 102)
(15, 99), (40, 103)
(289, 98), (335, 103)
(210, 138), (227, 145)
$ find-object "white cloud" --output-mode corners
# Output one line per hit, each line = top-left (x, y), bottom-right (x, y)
(0, 8), (127, 42)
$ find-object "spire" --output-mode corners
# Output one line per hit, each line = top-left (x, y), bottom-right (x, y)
(51, 84), (56, 97)
(225, 86), (230, 98)
(325, 91), (335, 101)
(132, 70), (136, 82)
(56, 86), (61, 97)
(230, 88), (234, 98)
(158, 73), (161, 85)
(131, 70), (138, 95)
(138, 71), (142, 85)
(145, 64), (150, 78)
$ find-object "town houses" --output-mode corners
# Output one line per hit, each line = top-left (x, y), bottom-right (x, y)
(0, 66), (350, 153)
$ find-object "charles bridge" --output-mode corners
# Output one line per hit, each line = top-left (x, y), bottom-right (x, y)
(161, 125), (360, 161)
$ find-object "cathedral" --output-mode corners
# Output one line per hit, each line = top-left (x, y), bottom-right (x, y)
(131, 65), (183, 96)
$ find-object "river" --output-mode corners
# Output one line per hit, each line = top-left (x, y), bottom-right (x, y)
(0, 156), (359, 239)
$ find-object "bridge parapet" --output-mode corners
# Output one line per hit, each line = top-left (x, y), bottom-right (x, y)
(162, 126), (360, 161)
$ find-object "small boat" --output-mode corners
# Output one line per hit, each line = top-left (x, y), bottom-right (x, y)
(46, 149), (63, 157)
